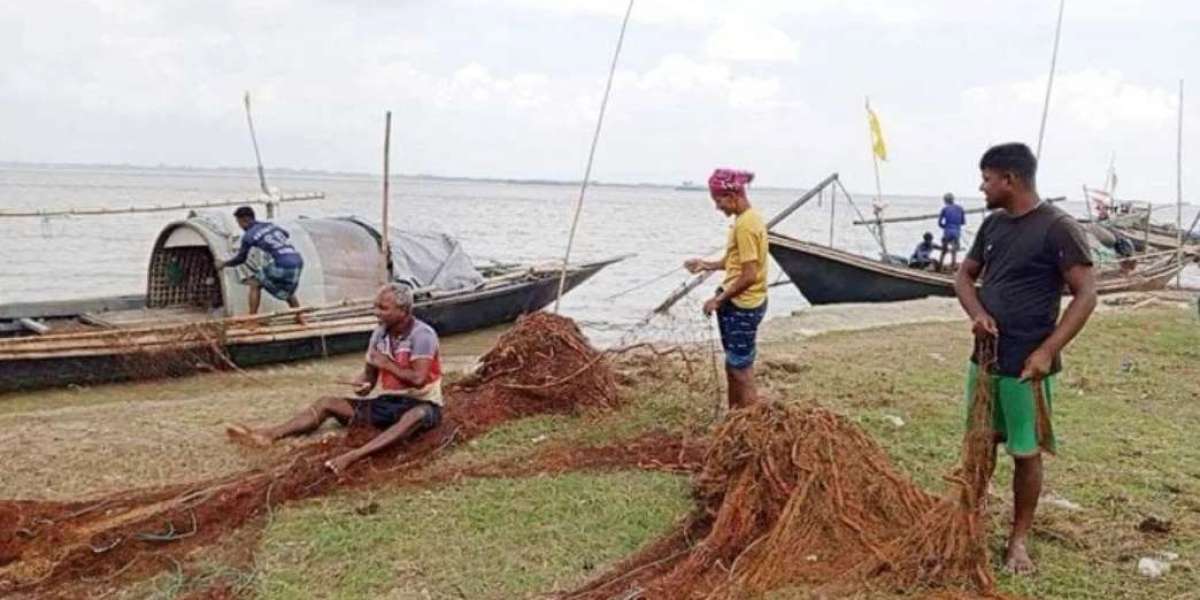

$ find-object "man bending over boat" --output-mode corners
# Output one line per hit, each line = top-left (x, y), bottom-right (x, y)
(684, 168), (768, 409)
(225, 283), (444, 475)
(215, 206), (305, 324)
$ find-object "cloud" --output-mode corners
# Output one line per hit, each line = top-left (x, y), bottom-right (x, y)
(705, 19), (799, 62)
(962, 69), (1177, 134)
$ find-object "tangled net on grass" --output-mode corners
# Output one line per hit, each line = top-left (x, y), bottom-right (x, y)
(566, 339), (1005, 599)
(0, 312), (628, 596)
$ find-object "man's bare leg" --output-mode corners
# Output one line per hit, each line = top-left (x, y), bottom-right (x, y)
(726, 366), (757, 409)
(937, 248), (948, 272)
(227, 397), (353, 447)
(950, 249), (960, 271)
(248, 283), (262, 315)
(1006, 453), (1043, 574)
(287, 295), (306, 325)
(325, 406), (430, 474)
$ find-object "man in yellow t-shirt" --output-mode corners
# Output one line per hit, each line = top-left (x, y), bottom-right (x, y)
(684, 168), (769, 409)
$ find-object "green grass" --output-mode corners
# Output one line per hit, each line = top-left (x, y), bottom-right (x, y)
(56, 305), (1200, 598)
(254, 471), (692, 600)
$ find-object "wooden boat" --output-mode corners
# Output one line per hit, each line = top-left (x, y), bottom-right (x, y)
(0, 212), (622, 392)
(769, 232), (1194, 305)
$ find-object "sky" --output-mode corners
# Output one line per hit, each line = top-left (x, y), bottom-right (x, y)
(2, 0), (1198, 200)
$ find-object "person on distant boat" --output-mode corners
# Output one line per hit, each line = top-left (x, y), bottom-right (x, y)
(684, 168), (768, 410)
(215, 206), (305, 324)
(225, 284), (443, 476)
(937, 192), (967, 271)
(955, 142), (1096, 576)
(907, 232), (940, 270)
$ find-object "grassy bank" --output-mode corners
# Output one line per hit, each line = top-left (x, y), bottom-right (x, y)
(11, 304), (1199, 598)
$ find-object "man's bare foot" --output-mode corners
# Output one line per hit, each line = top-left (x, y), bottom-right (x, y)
(1004, 539), (1036, 575)
(294, 313), (307, 326)
(225, 423), (273, 448)
(324, 453), (357, 476)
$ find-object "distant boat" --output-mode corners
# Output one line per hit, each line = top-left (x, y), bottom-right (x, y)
(0, 212), (622, 392)
(674, 180), (706, 192)
(769, 231), (1194, 305)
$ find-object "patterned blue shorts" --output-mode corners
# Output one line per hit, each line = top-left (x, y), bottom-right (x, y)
(717, 298), (767, 370)
(254, 262), (302, 300)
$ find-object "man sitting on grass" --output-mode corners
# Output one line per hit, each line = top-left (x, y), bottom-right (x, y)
(225, 283), (443, 475)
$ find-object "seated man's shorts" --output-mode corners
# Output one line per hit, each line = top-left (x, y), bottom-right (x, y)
(350, 395), (442, 430)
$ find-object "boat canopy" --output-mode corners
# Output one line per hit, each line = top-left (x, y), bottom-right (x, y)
(146, 212), (483, 316)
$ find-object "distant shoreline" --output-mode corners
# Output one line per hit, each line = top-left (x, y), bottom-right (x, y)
(0, 161), (810, 193)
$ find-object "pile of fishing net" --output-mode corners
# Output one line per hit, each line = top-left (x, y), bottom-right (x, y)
(449, 312), (619, 434)
(567, 371), (1002, 599)
(0, 312), (625, 595)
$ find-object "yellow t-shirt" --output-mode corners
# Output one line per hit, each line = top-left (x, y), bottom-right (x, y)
(721, 208), (769, 309)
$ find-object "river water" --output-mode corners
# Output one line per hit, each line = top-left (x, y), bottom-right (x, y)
(1, 164), (1196, 344)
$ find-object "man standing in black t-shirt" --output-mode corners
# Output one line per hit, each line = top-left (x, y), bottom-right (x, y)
(954, 142), (1097, 575)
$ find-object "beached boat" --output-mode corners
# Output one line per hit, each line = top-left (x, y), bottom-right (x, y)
(0, 212), (621, 392)
(769, 232), (1194, 305)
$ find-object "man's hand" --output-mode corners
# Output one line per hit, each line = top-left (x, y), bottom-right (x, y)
(971, 312), (999, 338)
(351, 373), (373, 396)
(684, 258), (708, 274)
(703, 297), (721, 317)
(367, 349), (392, 371)
(1020, 347), (1054, 383)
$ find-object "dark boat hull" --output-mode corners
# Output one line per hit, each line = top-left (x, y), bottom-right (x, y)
(769, 233), (1191, 306)
(0, 263), (610, 393)
(769, 234), (953, 305)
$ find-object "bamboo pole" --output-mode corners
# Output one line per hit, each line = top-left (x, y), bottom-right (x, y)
(381, 111), (393, 286)
(866, 97), (888, 257)
(243, 91), (275, 217)
(555, 0), (635, 313)
(652, 173), (839, 314)
(828, 186), (836, 248)
(1036, 0), (1066, 161)
(1176, 79), (1184, 287)
(0, 193), (324, 219)
(1081, 185), (1094, 221)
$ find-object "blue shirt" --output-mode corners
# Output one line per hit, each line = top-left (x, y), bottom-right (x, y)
(225, 221), (303, 268)
(938, 204), (966, 238)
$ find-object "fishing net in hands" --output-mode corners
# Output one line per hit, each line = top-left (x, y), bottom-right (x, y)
(566, 337), (1007, 599)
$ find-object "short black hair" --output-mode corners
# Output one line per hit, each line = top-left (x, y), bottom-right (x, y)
(979, 143), (1037, 185)
(233, 206), (256, 220)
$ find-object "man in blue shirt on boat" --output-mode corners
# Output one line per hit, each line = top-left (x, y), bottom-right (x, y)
(215, 206), (305, 324)
(937, 192), (966, 272)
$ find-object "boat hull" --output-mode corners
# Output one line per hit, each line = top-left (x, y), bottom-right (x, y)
(769, 233), (1192, 306)
(769, 234), (954, 304)
(0, 263), (612, 393)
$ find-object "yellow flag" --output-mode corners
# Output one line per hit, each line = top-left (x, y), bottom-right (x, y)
(866, 102), (888, 161)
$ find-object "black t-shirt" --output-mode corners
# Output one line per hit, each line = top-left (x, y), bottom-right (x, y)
(966, 202), (1093, 376)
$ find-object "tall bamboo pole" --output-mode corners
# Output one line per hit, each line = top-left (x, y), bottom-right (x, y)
(554, 0), (636, 312)
(1036, 0), (1066, 161)
(1176, 79), (1184, 286)
(381, 111), (392, 286)
(243, 92), (274, 216)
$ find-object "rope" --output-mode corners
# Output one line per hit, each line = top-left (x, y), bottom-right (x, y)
(554, 0), (636, 312)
